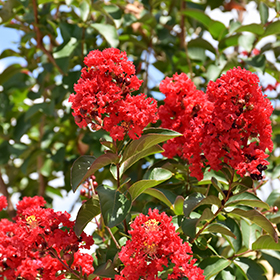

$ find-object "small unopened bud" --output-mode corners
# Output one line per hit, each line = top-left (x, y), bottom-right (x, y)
(247, 104), (254, 111)
(124, 77), (131, 86)
(80, 189), (86, 196)
(74, 115), (83, 123)
(273, 206), (279, 213)
(63, 253), (72, 261)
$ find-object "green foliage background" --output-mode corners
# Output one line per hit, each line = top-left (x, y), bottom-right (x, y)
(0, 0), (280, 279)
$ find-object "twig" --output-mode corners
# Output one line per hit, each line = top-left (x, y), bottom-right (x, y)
(180, 0), (193, 80)
(0, 172), (16, 218)
(32, 0), (64, 75)
(106, 226), (121, 250)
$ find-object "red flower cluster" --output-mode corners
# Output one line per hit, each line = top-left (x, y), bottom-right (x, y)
(0, 195), (7, 211)
(159, 68), (273, 180)
(0, 196), (95, 279)
(116, 208), (205, 280)
(159, 73), (213, 180)
(69, 48), (158, 141)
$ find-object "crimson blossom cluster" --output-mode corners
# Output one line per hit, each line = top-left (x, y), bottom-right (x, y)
(0, 196), (98, 280)
(116, 208), (205, 280)
(69, 48), (158, 141)
(159, 68), (273, 181)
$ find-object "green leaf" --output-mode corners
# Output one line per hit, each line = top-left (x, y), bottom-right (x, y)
(198, 208), (214, 224)
(198, 168), (228, 185)
(129, 168), (172, 201)
(79, 0), (90, 22)
(0, 64), (22, 84)
(205, 64), (222, 81)
(91, 23), (119, 47)
(144, 188), (176, 208)
(183, 192), (205, 217)
(231, 176), (253, 189)
(241, 219), (261, 250)
(263, 21), (280, 37)
(245, 55), (266, 73)
(262, 250), (280, 274)
(53, 37), (78, 59)
(223, 217), (242, 252)
(252, 235), (280, 250)
(183, 9), (227, 40)
(97, 185), (131, 228)
(225, 192), (270, 209)
(114, 145), (164, 179)
(188, 38), (216, 54)
(122, 128), (182, 163)
(88, 260), (116, 279)
(228, 209), (278, 242)
(219, 34), (240, 50)
(206, 223), (236, 239)
(172, 195), (184, 215)
(216, 267), (236, 280)
(235, 23), (264, 36)
(200, 256), (231, 280)
(259, 3), (269, 24)
(266, 188), (280, 206)
(181, 218), (198, 239)
(74, 196), (100, 236)
(238, 33), (256, 52)
(71, 153), (118, 192)
(234, 258), (267, 280)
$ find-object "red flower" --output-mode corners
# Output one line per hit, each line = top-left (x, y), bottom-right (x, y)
(158, 73), (213, 180)
(204, 67), (273, 179)
(0, 196), (7, 211)
(0, 196), (94, 279)
(69, 48), (158, 141)
(117, 208), (205, 280)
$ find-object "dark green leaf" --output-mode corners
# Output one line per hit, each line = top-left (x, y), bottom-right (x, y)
(234, 258), (267, 280)
(223, 217), (242, 252)
(262, 250), (280, 274)
(74, 196), (101, 236)
(0, 64), (22, 84)
(88, 260), (116, 279)
(183, 192), (205, 217)
(97, 185), (131, 228)
(245, 55), (266, 73)
(71, 153), (118, 192)
(181, 218), (198, 239)
(200, 256), (231, 280)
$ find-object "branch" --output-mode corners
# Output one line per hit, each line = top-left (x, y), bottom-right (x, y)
(180, 0), (193, 80)
(38, 115), (46, 197)
(32, 0), (64, 75)
(0, 171), (16, 218)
